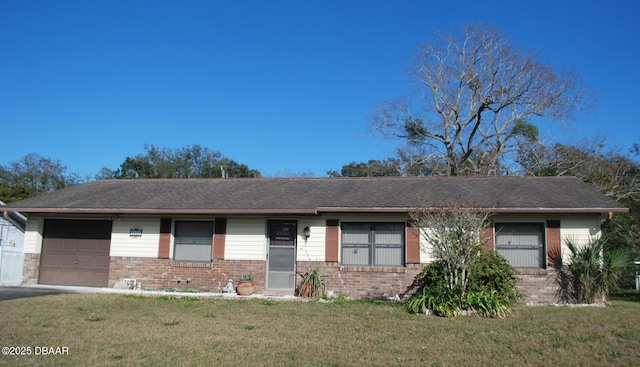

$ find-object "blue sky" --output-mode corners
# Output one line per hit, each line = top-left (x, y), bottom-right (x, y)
(1, 1), (638, 178)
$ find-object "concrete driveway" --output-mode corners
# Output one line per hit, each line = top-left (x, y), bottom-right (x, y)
(0, 286), (79, 301)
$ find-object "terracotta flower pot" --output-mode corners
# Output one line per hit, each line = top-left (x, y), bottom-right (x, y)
(298, 283), (312, 298)
(236, 280), (255, 296)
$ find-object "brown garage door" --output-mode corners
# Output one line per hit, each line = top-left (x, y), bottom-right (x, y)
(40, 219), (112, 287)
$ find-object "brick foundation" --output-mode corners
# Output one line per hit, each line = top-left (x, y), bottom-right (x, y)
(108, 257), (424, 298)
(25, 254), (567, 304)
(109, 257), (266, 292)
(22, 253), (40, 285)
(516, 268), (564, 304)
(297, 262), (424, 299)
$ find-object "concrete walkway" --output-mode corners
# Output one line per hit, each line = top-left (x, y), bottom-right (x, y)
(1, 284), (302, 301)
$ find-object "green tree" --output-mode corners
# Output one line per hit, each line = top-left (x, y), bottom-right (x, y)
(520, 140), (640, 289)
(327, 159), (400, 177)
(328, 148), (444, 177)
(98, 144), (260, 179)
(371, 23), (589, 176)
(519, 140), (640, 200)
(0, 154), (82, 203)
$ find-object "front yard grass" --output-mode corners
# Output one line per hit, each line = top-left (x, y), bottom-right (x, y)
(1, 293), (639, 366)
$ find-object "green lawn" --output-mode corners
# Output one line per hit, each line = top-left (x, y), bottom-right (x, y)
(1, 293), (639, 366)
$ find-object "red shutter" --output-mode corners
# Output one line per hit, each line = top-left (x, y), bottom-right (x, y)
(546, 220), (561, 267)
(406, 223), (421, 264)
(213, 218), (227, 260)
(482, 221), (495, 250)
(158, 218), (172, 259)
(325, 220), (339, 262)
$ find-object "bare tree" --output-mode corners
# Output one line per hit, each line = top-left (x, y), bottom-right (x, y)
(372, 24), (590, 176)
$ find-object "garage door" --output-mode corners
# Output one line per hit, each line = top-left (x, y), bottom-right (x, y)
(40, 219), (112, 287)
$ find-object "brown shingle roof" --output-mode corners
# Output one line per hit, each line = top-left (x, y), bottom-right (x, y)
(4, 176), (627, 215)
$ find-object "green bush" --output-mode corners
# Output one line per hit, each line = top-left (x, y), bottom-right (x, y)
(408, 261), (462, 317)
(408, 250), (522, 317)
(467, 249), (523, 305)
(564, 237), (634, 303)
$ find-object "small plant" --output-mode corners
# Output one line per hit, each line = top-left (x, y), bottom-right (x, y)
(236, 274), (256, 296)
(298, 263), (324, 298)
(465, 289), (511, 318)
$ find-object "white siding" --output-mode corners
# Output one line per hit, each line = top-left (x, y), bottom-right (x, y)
(110, 218), (160, 258)
(560, 215), (601, 263)
(224, 219), (266, 260)
(420, 235), (435, 264)
(23, 216), (43, 254)
(297, 218), (325, 262)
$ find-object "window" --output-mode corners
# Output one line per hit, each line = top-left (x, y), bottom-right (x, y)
(174, 221), (214, 262)
(341, 223), (404, 266)
(495, 223), (544, 268)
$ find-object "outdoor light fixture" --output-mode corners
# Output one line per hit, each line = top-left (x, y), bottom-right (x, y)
(303, 226), (311, 240)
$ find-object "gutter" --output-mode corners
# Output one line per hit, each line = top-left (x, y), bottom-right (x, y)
(2, 210), (27, 232)
(4, 205), (628, 216)
(315, 207), (629, 214)
(3, 208), (320, 216)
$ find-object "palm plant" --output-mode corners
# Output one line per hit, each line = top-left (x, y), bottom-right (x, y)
(298, 263), (324, 298)
(565, 237), (633, 303)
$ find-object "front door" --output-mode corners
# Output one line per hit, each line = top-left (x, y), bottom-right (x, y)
(266, 220), (297, 290)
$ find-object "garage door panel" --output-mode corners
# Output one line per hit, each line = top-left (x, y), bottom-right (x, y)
(40, 220), (112, 287)
(63, 240), (79, 251)
(94, 256), (111, 268)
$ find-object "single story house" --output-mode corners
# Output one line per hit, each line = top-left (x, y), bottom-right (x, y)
(3, 176), (628, 303)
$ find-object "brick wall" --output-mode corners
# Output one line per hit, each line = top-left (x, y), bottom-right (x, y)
(516, 268), (563, 304)
(296, 261), (424, 299)
(108, 257), (266, 292)
(108, 257), (423, 298)
(28, 254), (567, 304)
(22, 253), (40, 285)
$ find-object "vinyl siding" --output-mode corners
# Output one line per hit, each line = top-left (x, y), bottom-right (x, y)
(297, 218), (325, 262)
(110, 218), (161, 257)
(559, 215), (601, 263)
(224, 219), (267, 260)
(23, 215), (43, 254)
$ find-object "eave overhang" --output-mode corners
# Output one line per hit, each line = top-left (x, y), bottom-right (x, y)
(6, 206), (629, 216)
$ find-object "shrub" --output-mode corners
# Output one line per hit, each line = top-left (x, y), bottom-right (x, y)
(408, 250), (521, 317)
(564, 237), (633, 303)
(408, 261), (461, 317)
(467, 249), (523, 305)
